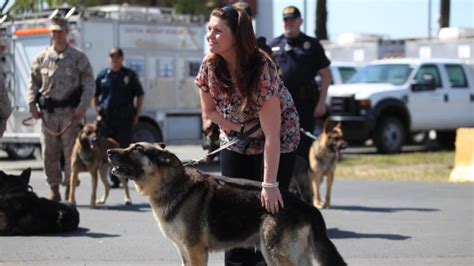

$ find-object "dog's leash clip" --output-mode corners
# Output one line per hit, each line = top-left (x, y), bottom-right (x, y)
(300, 128), (318, 140)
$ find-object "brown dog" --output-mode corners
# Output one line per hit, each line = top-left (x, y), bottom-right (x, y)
(68, 124), (131, 208)
(291, 120), (347, 209)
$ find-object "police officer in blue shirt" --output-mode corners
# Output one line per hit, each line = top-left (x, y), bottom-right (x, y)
(93, 48), (144, 187)
(269, 6), (331, 160)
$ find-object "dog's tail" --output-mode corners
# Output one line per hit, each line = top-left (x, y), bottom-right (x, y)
(309, 208), (347, 266)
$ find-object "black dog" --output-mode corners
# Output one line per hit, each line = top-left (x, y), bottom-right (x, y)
(0, 168), (80, 235)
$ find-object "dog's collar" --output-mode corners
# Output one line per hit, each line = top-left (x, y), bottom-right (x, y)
(0, 185), (33, 201)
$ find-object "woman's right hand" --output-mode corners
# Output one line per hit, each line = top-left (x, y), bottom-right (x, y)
(261, 186), (284, 214)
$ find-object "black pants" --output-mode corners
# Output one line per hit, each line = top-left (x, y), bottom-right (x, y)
(295, 102), (316, 160)
(98, 120), (133, 184)
(220, 149), (296, 266)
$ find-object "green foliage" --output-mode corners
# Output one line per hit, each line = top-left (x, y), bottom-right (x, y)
(9, 0), (44, 14)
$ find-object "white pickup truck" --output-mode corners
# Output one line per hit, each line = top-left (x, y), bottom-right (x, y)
(327, 58), (474, 153)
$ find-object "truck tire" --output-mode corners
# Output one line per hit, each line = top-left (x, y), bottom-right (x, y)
(5, 144), (36, 159)
(436, 130), (455, 150)
(373, 116), (405, 154)
(133, 121), (163, 143)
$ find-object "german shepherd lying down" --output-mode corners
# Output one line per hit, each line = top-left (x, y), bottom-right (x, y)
(291, 120), (347, 209)
(107, 142), (346, 266)
(0, 168), (79, 235)
(68, 123), (131, 208)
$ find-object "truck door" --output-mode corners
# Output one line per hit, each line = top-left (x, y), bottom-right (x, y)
(442, 64), (474, 128)
(409, 64), (445, 130)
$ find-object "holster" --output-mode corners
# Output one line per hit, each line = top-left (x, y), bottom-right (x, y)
(36, 86), (83, 113)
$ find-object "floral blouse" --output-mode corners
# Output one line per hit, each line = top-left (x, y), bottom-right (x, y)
(195, 53), (300, 155)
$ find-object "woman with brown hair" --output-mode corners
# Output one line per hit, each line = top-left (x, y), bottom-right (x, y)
(195, 5), (300, 265)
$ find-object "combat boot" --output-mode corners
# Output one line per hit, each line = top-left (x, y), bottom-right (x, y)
(48, 185), (61, 202)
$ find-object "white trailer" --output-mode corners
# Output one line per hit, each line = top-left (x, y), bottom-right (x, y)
(0, 5), (206, 158)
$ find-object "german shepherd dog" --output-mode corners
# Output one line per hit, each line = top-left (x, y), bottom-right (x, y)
(0, 168), (79, 235)
(291, 120), (347, 209)
(107, 142), (346, 266)
(68, 123), (131, 208)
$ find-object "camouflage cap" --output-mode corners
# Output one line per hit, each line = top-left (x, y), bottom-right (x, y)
(49, 17), (69, 32)
(283, 6), (301, 19)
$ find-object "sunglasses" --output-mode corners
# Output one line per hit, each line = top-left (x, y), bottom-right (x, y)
(221, 5), (238, 18)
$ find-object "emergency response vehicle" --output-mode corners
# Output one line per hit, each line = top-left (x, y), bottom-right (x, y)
(327, 57), (474, 153)
(0, 5), (206, 158)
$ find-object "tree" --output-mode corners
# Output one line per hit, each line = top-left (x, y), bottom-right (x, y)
(439, 0), (450, 29)
(9, 0), (45, 14)
(315, 0), (328, 40)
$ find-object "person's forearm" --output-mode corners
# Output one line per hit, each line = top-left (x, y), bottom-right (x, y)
(317, 68), (331, 107)
(135, 95), (144, 115)
(263, 135), (280, 184)
(91, 97), (100, 114)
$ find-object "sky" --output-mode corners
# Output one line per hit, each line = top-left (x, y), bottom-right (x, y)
(272, 0), (474, 40)
(2, 0), (473, 41)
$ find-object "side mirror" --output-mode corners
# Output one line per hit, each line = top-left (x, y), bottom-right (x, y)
(411, 74), (436, 92)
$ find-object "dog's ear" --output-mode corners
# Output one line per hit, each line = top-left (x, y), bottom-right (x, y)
(19, 168), (32, 184)
(155, 142), (166, 149)
(156, 151), (182, 168)
(323, 119), (337, 133)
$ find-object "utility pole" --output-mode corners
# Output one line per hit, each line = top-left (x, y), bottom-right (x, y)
(303, 0), (307, 33)
(428, 0), (432, 39)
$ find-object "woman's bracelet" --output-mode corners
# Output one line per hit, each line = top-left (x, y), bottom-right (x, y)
(261, 182), (279, 188)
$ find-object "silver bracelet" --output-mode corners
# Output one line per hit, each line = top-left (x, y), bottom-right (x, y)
(261, 182), (279, 188)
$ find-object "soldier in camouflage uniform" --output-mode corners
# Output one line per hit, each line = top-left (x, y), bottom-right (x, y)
(27, 17), (95, 201)
(0, 73), (12, 137)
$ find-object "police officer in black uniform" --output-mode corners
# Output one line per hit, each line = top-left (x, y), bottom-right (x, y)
(93, 48), (144, 187)
(269, 6), (331, 160)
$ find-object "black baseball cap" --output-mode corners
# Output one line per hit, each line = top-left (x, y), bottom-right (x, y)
(282, 6), (301, 19)
(109, 48), (124, 57)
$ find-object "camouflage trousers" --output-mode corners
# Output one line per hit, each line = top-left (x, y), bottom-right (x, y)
(40, 109), (81, 187)
(0, 90), (11, 134)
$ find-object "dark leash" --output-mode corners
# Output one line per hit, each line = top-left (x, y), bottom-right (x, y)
(183, 123), (261, 166)
(210, 173), (263, 188)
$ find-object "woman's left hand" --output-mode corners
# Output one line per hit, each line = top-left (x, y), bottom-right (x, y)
(261, 187), (284, 214)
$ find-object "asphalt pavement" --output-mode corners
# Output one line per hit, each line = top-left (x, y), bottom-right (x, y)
(0, 145), (473, 265)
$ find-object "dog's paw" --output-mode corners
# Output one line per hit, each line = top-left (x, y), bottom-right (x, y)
(97, 199), (106, 205)
(323, 203), (331, 209)
(124, 199), (132, 205)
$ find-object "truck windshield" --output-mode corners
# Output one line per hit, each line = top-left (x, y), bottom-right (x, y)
(347, 64), (412, 85)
